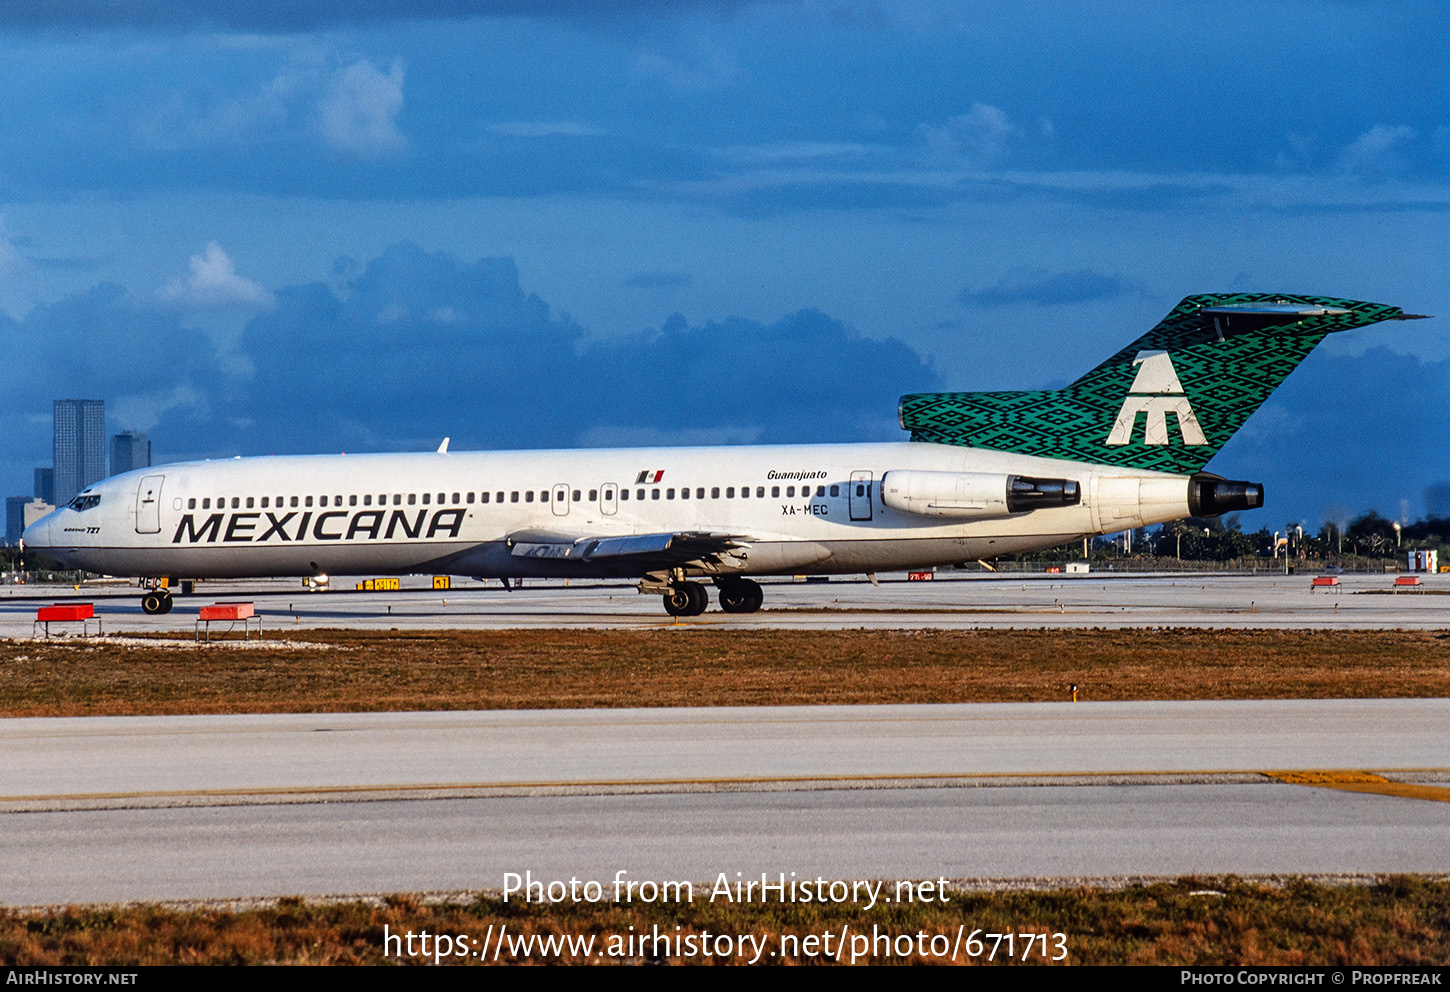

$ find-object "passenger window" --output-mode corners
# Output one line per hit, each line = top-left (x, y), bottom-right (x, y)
(787, 486), (795, 497)
(511, 492), (519, 503)
(620, 489), (629, 501)
(771, 486), (780, 498)
(393, 494), (402, 505)
(636, 488), (645, 500)
(711, 487), (720, 499)
(680, 488), (689, 500)
(589, 490), (598, 501)
(363, 495), (371, 506)
(572, 490), (581, 502)
(695, 488), (704, 499)
(467, 492), (475, 504)
(408, 494), (417, 505)
(830, 485), (839, 497)
(321, 496), (329, 507)
(246, 497), (254, 509)
(422, 493), (431, 505)
(291, 496), (299, 508)
(306, 496), (315, 507)
(652, 489), (660, 500)
(452, 493), (460, 504)
(726, 487), (735, 498)
(188, 498), (197, 509)
(481, 492), (490, 504)
(438, 492), (445, 504)
(741, 487), (750, 499)
(350, 495), (357, 506)
(202, 498), (211, 509)
(261, 497), (269, 508)
(541, 491), (549, 502)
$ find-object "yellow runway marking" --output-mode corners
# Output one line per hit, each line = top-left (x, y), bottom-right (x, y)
(1267, 770), (1450, 804)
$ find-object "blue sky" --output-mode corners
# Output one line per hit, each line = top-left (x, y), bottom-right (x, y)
(2, 0), (1446, 528)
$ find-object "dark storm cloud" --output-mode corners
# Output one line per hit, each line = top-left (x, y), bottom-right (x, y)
(1217, 346), (1450, 526)
(225, 243), (937, 453)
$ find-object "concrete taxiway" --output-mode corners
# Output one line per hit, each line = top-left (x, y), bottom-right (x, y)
(0, 570), (1445, 634)
(3, 700), (1448, 905)
(1, 571), (1444, 905)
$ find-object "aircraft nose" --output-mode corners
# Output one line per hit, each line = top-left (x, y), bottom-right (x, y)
(21, 514), (53, 551)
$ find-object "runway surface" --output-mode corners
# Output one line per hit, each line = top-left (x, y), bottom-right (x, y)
(1, 570), (1446, 633)
(3, 700), (1448, 905)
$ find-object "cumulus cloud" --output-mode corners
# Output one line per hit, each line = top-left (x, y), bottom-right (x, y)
(959, 268), (1143, 308)
(158, 242), (274, 312)
(318, 59), (406, 158)
(919, 104), (1039, 165)
(1336, 124), (1418, 177)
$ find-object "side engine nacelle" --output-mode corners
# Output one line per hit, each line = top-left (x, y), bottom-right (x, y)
(882, 470), (1081, 518)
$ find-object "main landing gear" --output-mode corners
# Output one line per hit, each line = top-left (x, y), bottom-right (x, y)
(663, 581), (709, 617)
(658, 577), (765, 616)
(716, 577), (764, 614)
(141, 588), (174, 615)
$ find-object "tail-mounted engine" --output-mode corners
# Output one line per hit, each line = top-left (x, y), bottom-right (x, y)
(1188, 473), (1264, 517)
(882, 470), (1081, 519)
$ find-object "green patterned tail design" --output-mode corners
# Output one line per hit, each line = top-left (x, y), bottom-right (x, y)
(899, 294), (1404, 474)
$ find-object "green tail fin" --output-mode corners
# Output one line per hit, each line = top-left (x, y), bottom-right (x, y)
(899, 293), (1407, 474)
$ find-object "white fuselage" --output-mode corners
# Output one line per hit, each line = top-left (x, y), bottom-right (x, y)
(24, 441), (1194, 581)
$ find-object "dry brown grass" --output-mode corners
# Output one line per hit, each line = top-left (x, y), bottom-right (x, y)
(3, 878), (1448, 965)
(0, 628), (1447, 717)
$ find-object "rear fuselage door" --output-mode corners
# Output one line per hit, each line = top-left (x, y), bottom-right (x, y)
(135, 474), (165, 534)
(552, 484), (570, 516)
(849, 470), (874, 521)
(601, 483), (618, 516)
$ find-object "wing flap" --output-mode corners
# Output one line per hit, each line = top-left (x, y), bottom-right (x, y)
(507, 530), (751, 565)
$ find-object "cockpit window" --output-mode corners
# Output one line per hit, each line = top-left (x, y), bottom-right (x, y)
(68, 493), (101, 511)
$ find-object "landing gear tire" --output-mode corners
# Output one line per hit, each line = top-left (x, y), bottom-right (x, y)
(717, 578), (764, 614)
(663, 581), (708, 617)
(141, 590), (173, 615)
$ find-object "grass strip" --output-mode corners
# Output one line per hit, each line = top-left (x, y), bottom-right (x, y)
(1, 628), (1448, 718)
(3, 877), (1448, 966)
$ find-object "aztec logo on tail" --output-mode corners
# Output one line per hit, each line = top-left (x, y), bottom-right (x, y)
(1105, 351), (1206, 447)
(899, 293), (1421, 475)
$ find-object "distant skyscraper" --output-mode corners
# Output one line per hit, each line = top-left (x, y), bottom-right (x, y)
(111, 431), (152, 476)
(33, 468), (54, 504)
(53, 399), (106, 507)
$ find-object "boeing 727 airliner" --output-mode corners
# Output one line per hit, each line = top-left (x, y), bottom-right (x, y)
(23, 293), (1423, 615)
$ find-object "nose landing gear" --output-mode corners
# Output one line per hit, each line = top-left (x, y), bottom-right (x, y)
(141, 582), (174, 615)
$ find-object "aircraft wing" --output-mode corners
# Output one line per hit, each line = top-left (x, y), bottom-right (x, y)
(507, 529), (753, 568)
